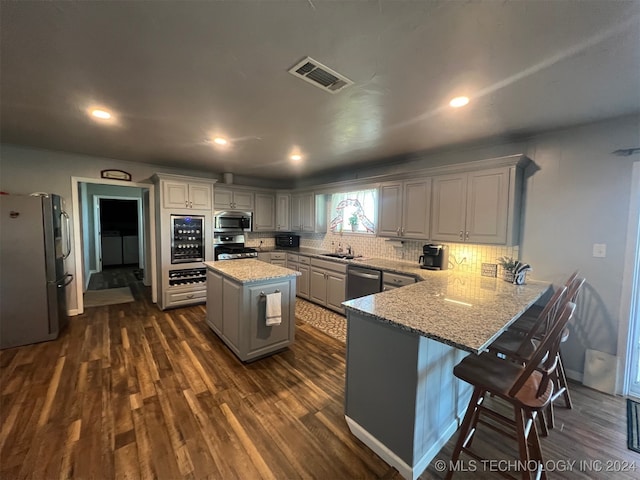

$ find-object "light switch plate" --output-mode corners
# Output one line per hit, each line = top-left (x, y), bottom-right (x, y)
(592, 243), (607, 258)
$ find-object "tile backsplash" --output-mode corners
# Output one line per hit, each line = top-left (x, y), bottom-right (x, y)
(247, 231), (519, 275)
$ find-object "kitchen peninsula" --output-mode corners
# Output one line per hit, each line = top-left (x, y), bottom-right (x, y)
(205, 259), (300, 362)
(342, 272), (549, 480)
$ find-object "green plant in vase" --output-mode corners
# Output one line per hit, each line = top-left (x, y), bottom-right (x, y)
(497, 256), (518, 282)
(348, 212), (359, 231)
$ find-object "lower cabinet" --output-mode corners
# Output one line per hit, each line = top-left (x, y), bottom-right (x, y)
(382, 271), (416, 291)
(309, 257), (347, 314)
(206, 269), (296, 362)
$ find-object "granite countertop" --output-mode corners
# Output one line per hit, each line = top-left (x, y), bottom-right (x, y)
(342, 271), (550, 354)
(204, 259), (300, 284)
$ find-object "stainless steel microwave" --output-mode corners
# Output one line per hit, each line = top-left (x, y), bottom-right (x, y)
(213, 211), (252, 232)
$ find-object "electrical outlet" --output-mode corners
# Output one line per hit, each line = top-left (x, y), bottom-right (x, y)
(592, 243), (607, 258)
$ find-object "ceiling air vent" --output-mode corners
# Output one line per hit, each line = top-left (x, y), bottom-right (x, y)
(288, 56), (354, 94)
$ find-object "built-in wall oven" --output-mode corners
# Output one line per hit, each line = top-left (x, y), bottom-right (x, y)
(170, 215), (205, 264)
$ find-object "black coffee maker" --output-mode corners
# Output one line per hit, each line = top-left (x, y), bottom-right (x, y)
(419, 244), (449, 270)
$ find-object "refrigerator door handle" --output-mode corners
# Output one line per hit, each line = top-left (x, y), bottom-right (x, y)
(56, 273), (74, 288)
(61, 210), (71, 259)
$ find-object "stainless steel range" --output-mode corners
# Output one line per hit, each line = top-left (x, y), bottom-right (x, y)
(214, 233), (258, 260)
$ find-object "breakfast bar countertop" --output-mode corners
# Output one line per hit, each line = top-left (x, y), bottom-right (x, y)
(342, 271), (550, 354)
(204, 259), (300, 284)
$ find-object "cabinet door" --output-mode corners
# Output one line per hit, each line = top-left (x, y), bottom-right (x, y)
(290, 195), (302, 232)
(431, 174), (467, 242)
(309, 268), (327, 304)
(402, 178), (431, 239)
(465, 168), (510, 244)
(206, 270), (223, 334)
(163, 181), (189, 209)
(326, 272), (346, 314)
(300, 193), (315, 232)
(213, 188), (233, 209)
(233, 191), (254, 211)
(378, 183), (402, 237)
(189, 183), (212, 210)
(257, 252), (271, 263)
(298, 264), (310, 299)
(254, 193), (275, 231)
(276, 193), (291, 231)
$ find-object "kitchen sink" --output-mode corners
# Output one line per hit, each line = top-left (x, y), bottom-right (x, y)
(321, 253), (356, 259)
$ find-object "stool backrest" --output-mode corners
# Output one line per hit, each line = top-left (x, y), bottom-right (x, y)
(514, 284), (567, 358)
(509, 301), (576, 399)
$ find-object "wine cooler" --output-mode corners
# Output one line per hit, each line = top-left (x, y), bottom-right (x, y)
(170, 215), (205, 264)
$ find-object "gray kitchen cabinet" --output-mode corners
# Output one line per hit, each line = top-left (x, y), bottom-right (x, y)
(297, 263), (310, 299)
(206, 270), (223, 334)
(162, 180), (212, 210)
(214, 187), (254, 210)
(276, 193), (291, 231)
(290, 193), (327, 233)
(309, 257), (347, 314)
(258, 251), (286, 265)
(254, 193), (276, 231)
(431, 166), (519, 245)
(382, 271), (416, 291)
(378, 178), (431, 239)
(206, 267), (296, 362)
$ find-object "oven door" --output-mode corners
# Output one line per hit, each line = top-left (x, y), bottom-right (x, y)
(214, 211), (252, 232)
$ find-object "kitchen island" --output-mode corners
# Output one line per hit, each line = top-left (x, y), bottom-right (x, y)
(342, 272), (550, 480)
(205, 259), (300, 362)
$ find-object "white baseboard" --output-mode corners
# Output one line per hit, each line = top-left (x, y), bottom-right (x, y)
(345, 415), (457, 480)
(565, 367), (584, 383)
(68, 308), (80, 317)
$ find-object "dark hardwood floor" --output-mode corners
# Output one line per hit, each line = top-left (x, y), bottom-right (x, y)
(1, 278), (638, 479)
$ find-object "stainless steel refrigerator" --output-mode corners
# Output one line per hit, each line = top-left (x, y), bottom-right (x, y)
(0, 194), (73, 349)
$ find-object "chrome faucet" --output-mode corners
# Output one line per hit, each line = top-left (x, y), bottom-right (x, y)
(346, 244), (353, 255)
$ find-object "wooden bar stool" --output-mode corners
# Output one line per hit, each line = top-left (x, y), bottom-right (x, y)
(446, 302), (576, 480)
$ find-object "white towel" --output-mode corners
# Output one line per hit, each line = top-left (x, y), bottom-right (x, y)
(265, 291), (282, 326)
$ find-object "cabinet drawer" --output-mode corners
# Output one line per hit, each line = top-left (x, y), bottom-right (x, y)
(382, 272), (416, 287)
(298, 255), (310, 265)
(165, 288), (207, 306)
(271, 252), (286, 260)
(286, 253), (299, 262)
(310, 257), (348, 274)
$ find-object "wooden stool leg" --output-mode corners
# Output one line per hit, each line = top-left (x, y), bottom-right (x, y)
(557, 354), (573, 408)
(514, 407), (532, 480)
(537, 407), (549, 437)
(526, 408), (547, 480)
(446, 387), (483, 480)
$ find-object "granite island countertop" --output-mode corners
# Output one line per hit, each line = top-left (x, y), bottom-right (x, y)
(204, 259), (300, 284)
(342, 271), (549, 354)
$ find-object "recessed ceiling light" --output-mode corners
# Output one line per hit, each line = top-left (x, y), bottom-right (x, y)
(290, 154), (302, 161)
(90, 109), (112, 119)
(213, 137), (228, 146)
(449, 96), (469, 108)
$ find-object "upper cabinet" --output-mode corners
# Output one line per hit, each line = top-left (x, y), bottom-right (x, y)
(214, 187), (254, 211)
(275, 193), (291, 231)
(253, 193), (276, 232)
(290, 193), (327, 233)
(161, 179), (213, 211)
(378, 178), (431, 239)
(431, 166), (520, 245)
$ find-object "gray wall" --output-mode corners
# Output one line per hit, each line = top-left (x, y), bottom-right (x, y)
(1, 113), (639, 376)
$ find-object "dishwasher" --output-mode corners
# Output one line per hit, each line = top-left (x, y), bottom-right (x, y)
(346, 265), (382, 300)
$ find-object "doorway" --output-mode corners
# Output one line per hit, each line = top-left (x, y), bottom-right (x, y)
(71, 177), (156, 315)
(619, 160), (640, 398)
(94, 196), (142, 272)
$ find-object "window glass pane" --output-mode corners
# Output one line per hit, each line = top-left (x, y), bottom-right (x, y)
(329, 189), (377, 234)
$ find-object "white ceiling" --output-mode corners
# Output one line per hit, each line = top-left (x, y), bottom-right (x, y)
(1, 1), (639, 180)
